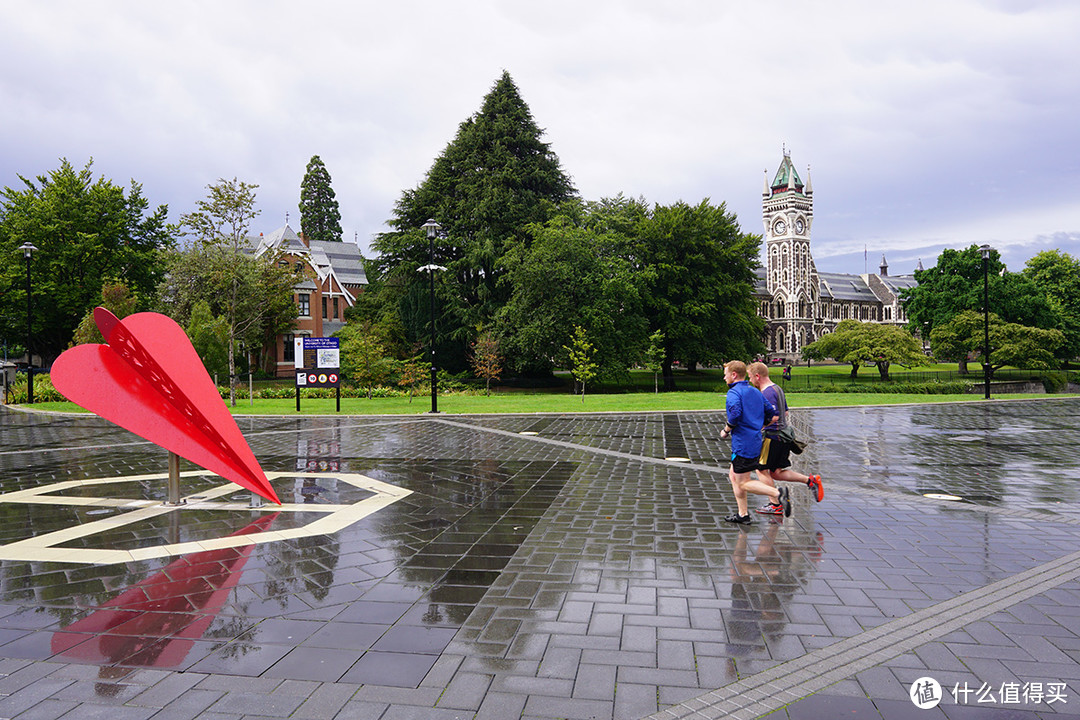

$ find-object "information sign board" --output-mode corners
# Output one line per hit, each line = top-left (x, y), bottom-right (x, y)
(294, 337), (340, 388)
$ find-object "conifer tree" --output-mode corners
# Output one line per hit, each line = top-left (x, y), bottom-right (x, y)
(372, 71), (575, 371)
(299, 155), (343, 242)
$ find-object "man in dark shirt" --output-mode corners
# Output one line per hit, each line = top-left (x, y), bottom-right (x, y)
(719, 360), (788, 524)
(748, 361), (824, 514)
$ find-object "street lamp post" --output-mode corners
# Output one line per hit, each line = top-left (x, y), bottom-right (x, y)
(18, 242), (37, 405)
(420, 220), (445, 413)
(980, 244), (991, 400)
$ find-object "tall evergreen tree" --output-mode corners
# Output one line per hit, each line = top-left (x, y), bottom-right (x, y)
(371, 71), (576, 371)
(299, 155), (343, 243)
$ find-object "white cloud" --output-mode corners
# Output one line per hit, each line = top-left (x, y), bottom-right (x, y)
(1, 0), (1079, 266)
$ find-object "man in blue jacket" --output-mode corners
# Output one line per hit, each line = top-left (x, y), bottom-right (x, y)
(719, 360), (788, 524)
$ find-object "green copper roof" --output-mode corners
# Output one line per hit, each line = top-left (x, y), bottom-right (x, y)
(771, 154), (803, 191)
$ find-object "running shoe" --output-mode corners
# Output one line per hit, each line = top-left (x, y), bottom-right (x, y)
(807, 474), (824, 502)
(724, 513), (753, 525)
(778, 486), (792, 517)
(756, 502), (784, 515)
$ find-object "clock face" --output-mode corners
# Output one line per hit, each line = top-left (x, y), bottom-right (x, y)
(796, 218), (805, 234)
(774, 219), (786, 235)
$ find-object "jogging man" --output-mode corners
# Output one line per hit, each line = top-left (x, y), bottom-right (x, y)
(748, 361), (824, 515)
(719, 360), (788, 524)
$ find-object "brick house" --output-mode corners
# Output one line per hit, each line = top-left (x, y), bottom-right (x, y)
(249, 223), (367, 377)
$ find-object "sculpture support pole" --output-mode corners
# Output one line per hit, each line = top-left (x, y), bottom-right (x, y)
(167, 451), (182, 506)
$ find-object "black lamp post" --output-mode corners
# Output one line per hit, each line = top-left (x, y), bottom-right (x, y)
(18, 242), (37, 405)
(420, 220), (445, 413)
(980, 244), (991, 400)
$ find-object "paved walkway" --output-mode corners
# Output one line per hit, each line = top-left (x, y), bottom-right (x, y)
(1, 399), (1079, 719)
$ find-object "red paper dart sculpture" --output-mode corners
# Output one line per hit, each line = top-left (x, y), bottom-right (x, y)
(52, 308), (281, 504)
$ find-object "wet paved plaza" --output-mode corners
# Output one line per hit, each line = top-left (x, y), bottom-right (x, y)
(1, 398), (1080, 719)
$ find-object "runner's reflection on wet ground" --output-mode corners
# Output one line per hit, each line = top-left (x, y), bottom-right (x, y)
(722, 518), (824, 680)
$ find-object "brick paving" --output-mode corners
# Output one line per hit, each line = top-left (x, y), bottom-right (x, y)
(0, 399), (1079, 718)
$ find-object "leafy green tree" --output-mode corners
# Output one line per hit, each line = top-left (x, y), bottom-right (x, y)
(563, 325), (598, 402)
(158, 245), (296, 384)
(298, 155), (342, 243)
(634, 199), (764, 388)
(174, 179), (296, 404)
(496, 203), (646, 378)
(644, 330), (666, 394)
(71, 281), (140, 346)
(901, 245), (1059, 348)
(395, 355), (428, 403)
(371, 71), (576, 371)
(1023, 250), (1080, 361)
(0, 159), (173, 362)
(186, 300), (229, 378)
(336, 321), (392, 398)
(802, 320), (930, 380)
(469, 327), (502, 396)
(179, 177), (259, 251)
(930, 310), (1064, 375)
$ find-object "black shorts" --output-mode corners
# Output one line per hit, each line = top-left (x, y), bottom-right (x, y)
(757, 436), (792, 471)
(731, 453), (759, 474)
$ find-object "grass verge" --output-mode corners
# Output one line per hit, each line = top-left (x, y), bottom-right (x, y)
(21, 392), (1076, 416)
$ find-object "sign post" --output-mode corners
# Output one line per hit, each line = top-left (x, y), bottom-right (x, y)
(294, 337), (341, 412)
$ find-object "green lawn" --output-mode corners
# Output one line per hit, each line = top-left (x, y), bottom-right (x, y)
(23, 392), (1074, 416)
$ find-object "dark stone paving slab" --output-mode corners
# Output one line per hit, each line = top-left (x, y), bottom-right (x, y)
(0, 398), (1078, 719)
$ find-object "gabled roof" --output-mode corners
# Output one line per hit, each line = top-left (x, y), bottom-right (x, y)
(251, 223), (368, 289)
(818, 272), (877, 301)
(877, 275), (918, 294)
(258, 224), (307, 255)
(309, 239), (367, 287)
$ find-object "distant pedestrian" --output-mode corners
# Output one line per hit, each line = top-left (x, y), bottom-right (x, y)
(782, 365), (792, 381)
(748, 362), (823, 515)
(720, 361), (788, 524)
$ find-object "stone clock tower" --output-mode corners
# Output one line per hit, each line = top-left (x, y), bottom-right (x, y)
(754, 149), (918, 360)
(762, 150), (819, 355)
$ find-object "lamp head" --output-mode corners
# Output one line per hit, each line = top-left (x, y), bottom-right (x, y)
(18, 242), (38, 259)
(422, 219), (440, 239)
(980, 244), (991, 260)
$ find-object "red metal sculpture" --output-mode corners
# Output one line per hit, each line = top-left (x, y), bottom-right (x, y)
(51, 308), (281, 504)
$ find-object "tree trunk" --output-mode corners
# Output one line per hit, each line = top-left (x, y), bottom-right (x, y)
(877, 361), (890, 381)
(661, 360), (676, 391)
(227, 327), (236, 406)
(958, 358), (969, 375)
(849, 363), (859, 379)
(687, 360), (698, 373)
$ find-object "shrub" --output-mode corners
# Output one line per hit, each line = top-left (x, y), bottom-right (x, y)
(5, 373), (65, 404)
(784, 380), (973, 394)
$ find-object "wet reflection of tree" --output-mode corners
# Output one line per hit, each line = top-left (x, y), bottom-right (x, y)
(723, 519), (823, 679)
(0, 556), (165, 626)
(359, 459), (573, 626)
(254, 531), (341, 607)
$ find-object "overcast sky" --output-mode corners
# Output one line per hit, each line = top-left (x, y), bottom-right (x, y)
(3, 0), (1079, 275)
